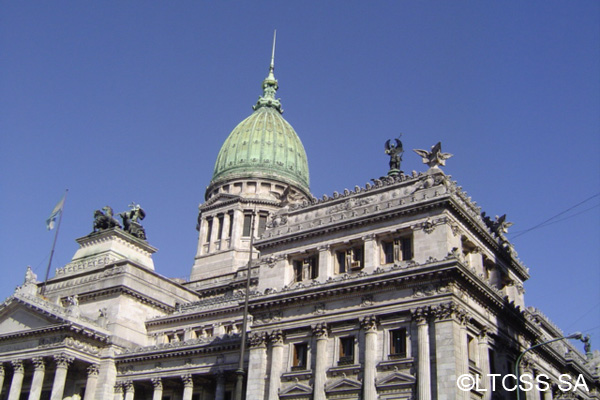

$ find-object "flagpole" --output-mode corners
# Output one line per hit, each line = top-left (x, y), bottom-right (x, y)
(41, 189), (68, 297)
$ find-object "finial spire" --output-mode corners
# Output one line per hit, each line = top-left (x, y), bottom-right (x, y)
(253, 29), (283, 114)
(270, 29), (276, 74)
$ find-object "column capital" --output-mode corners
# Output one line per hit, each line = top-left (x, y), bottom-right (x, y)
(54, 353), (74, 369)
(181, 374), (193, 388)
(114, 383), (124, 394)
(32, 357), (45, 371)
(248, 332), (267, 348)
(151, 377), (163, 390)
(411, 306), (430, 325)
(87, 363), (99, 376)
(11, 359), (24, 373)
(360, 315), (378, 332)
(269, 329), (284, 345)
(478, 327), (490, 342)
(0, 365), (4, 376)
(362, 233), (376, 241)
(430, 301), (469, 324)
(312, 323), (328, 339)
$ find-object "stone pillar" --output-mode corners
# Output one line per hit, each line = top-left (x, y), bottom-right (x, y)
(151, 378), (163, 400)
(197, 217), (208, 257)
(413, 308), (431, 400)
(83, 364), (99, 400)
(28, 357), (46, 400)
(457, 310), (469, 400)
(222, 212), (231, 246)
(542, 384), (553, 400)
(123, 380), (134, 400)
(50, 354), (74, 400)
(231, 209), (243, 245)
(215, 373), (226, 400)
(312, 323), (328, 400)
(209, 215), (219, 252)
(317, 245), (332, 282)
(113, 383), (124, 400)
(246, 333), (267, 400)
(362, 234), (377, 272)
(267, 330), (284, 400)
(182, 374), (194, 400)
(7, 360), (24, 400)
(0, 365), (5, 397)
(477, 329), (491, 400)
(361, 316), (378, 400)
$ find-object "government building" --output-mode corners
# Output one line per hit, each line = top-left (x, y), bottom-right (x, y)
(0, 55), (598, 400)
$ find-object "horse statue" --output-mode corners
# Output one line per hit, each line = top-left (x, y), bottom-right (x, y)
(92, 206), (121, 232)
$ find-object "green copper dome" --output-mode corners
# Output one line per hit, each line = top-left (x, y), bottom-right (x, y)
(209, 60), (310, 197)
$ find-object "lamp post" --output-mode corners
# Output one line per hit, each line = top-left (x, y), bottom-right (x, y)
(234, 210), (256, 400)
(515, 332), (583, 400)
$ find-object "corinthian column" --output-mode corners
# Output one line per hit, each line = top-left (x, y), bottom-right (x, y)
(182, 374), (194, 400)
(113, 383), (124, 400)
(312, 323), (328, 400)
(8, 360), (24, 400)
(50, 354), (74, 400)
(478, 329), (491, 400)
(0, 365), (5, 397)
(123, 380), (134, 400)
(215, 373), (225, 400)
(83, 364), (99, 400)
(413, 308), (431, 400)
(267, 330), (284, 400)
(361, 316), (378, 400)
(151, 378), (163, 400)
(28, 357), (46, 400)
(246, 332), (267, 400)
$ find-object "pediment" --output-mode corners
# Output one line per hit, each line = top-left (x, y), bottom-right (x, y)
(202, 193), (241, 208)
(376, 371), (416, 388)
(0, 299), (65, 335)
(325, 377), (362, 393)
(279, 382), (313, 396)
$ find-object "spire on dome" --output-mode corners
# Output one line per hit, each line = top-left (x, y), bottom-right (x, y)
(253, 30), (283, 114)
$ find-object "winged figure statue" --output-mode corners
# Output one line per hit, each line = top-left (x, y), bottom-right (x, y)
(413, 142), (453, 169)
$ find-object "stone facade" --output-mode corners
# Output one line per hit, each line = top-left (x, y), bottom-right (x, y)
(0, 63), (598, 400)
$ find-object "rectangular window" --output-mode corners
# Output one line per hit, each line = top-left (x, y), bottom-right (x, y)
(293, 260), (303, 282)
(401, 237), (413, 260)
(381, 235), (413, 264)
(242, 213), (253, 237)
(293, 256), (318, 282)
(335, 244), (364, 273)
(217, 214), (224, 240)
(228, 211), (234, 238)
(292, 343), (308, 370)
(383, 241), (394, 264)
(389, 328), (407, 358)
(467, 335), (477, 367)
(206, 218), (213, 241)
(258, 213), (268, 236)
(339, 336), (355, 365)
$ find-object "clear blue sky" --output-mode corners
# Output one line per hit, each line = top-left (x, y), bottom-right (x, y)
(1, 2), (598, 348)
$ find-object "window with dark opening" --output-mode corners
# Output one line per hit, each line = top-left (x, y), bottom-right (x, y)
(292, 343), (308, 370)
(339, 337), (355, 365)
(389, 328), (407, 359)
(242, 213), (253, 237)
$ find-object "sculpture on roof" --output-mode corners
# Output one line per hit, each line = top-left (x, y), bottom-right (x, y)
(91, 203), (147, 240)
(119, 203), (147, 240)
(385, 138), (404, 175)
(93, 206), (121, 232)
(413, 142), (453, 169)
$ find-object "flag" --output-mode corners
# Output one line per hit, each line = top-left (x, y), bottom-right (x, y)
(46, 193), (66, 230)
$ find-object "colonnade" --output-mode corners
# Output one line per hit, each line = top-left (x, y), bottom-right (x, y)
(245, 306), (499, 400)
(113, 373), (227, 400)
(0, 353), (98, 400)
